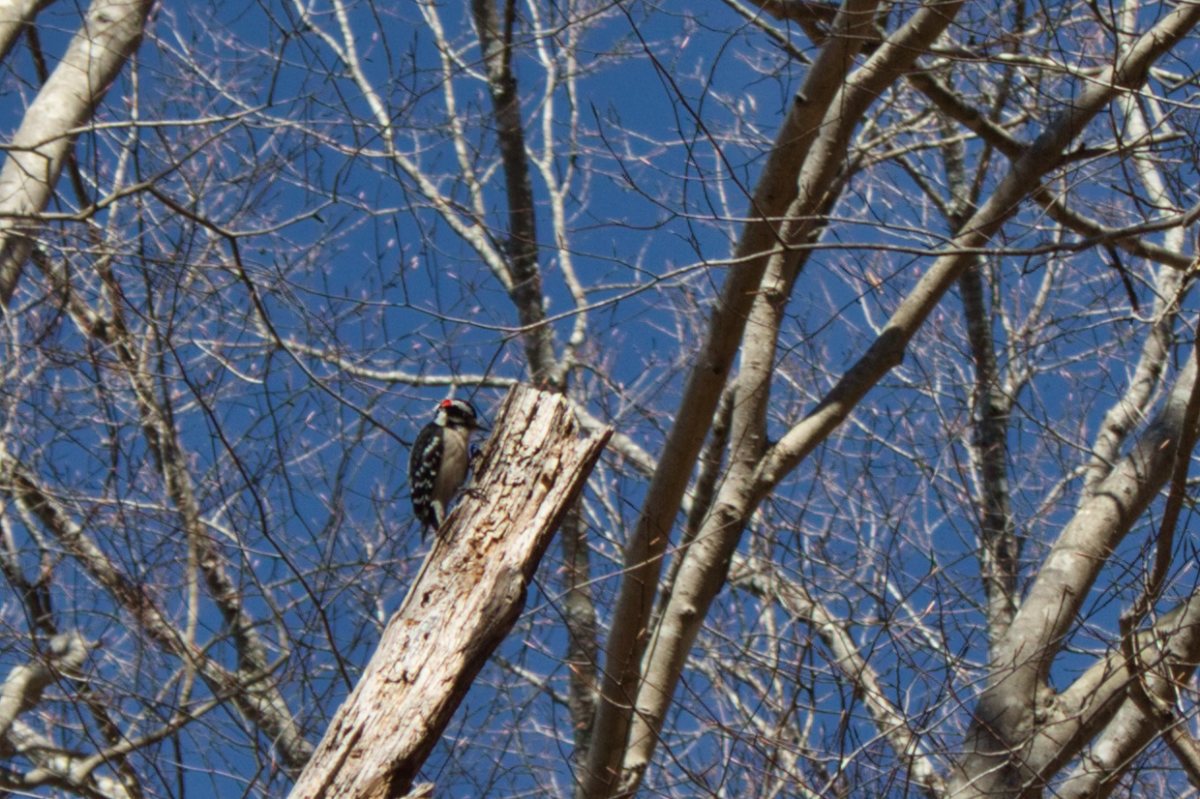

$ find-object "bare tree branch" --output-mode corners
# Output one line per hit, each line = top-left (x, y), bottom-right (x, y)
(953, 354), (1200, 794)
(0, 441), (313, 776)
(908, 71), (1197, 272)
(0, 631), (87, 739)
(1015, 584), (1200, 797)
(1082, 89), (1192, 492)
(578, 1), (893, 791)
(0, 0), (152, 303)
(731, 555), (946, 798)
(0, 0), (54, 66)
(288, 387), (610, 798)
(470, 0), (558, 385)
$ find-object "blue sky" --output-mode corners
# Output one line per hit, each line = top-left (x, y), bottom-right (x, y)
(2, 0), (1200, 796)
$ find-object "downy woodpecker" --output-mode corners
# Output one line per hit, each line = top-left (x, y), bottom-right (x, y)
(408, 398), (487, 537)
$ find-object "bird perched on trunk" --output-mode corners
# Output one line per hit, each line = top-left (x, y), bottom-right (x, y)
(408, 398), (487, 538)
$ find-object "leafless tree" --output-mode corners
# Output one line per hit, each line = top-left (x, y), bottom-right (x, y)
(4, 0), (1200, 797)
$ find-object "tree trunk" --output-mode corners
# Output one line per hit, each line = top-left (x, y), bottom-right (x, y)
(288, 386), (610, 799)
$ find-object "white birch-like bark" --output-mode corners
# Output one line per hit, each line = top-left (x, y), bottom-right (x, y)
(612, 3), (964, 792)
(0, 0), (53, 64)
(1020, 584), (1200, 796)
(753, 3), (1200, 497)
(0, 631), (87, 739)
(1081, 82), (1189, 494)
(951, 357), (1200, 794)
(0, 0), (152, 302)
(578, 3), (892, 793)
(599, 4), (1200, 796)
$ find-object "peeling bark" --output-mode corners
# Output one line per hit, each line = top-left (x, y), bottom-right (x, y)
(289, 387), (609, 799)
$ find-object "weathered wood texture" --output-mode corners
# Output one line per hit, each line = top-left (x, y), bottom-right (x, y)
(289, 386), (610, 799)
